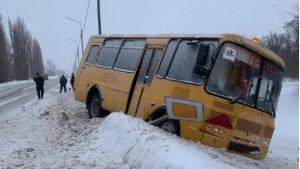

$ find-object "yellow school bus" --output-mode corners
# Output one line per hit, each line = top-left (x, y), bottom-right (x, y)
(74, 34), (284, 159)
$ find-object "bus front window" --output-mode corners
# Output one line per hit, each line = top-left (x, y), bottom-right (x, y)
(257, 61), (283, 116)
(206, 43), (283, 115)
(206, 43), (261, 106)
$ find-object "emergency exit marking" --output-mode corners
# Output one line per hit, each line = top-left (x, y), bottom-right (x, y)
(223, 46), (237, 62)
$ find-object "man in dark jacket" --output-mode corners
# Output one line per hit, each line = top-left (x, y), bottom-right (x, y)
(70, 73), (75, 89)
(34, 73), (44, 99)
(60, 75), (68, 93)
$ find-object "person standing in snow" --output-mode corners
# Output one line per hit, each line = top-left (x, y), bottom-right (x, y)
(34, 73), (44, 99)
(59, 75), (67, 93)
(70, 73), (75, 89)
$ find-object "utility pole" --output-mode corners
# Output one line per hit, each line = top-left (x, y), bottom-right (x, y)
(97, 0), (101, 34)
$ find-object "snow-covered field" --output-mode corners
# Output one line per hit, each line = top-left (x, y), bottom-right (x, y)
(0, 79), (298, 169)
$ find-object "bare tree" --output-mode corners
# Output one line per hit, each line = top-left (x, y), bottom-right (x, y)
(30, 38), (44, 77)
(9, 17), (32, 80)
(261, 7), (299, 79)
(57, 70), (67, 77)
(45, 58), (58, 76)
(284, 7), (299, 78)
(0, 13), (10, 83)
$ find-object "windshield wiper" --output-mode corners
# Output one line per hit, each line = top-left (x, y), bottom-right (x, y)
(229, 93), (244, 104)
(230, 81), (254, 104)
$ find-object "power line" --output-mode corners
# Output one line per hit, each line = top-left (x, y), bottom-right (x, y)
(83, 0), (91, 32)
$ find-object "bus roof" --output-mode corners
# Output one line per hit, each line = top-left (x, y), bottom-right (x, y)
(90, 34), (285, 68)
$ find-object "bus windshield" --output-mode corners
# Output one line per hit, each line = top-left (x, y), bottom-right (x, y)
(206, 43), (283, 116)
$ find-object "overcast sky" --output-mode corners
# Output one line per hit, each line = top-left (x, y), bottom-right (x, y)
(0, 0), (298, 74)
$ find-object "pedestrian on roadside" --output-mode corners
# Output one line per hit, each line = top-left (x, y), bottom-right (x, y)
(34, 73), (44, 99)
(70, 73), (75, 89)
(59, 75), (67, 93)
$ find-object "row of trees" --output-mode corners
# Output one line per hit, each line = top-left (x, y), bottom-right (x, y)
(45, 58), (67, 76)
(260, 10), (299, 78)
(0, 14), (45, 83)
(0, 14), (13, 82)
(9, 18), (44, 80)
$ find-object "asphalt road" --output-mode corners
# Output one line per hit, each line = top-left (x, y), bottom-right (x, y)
(0, 78), (58, 117)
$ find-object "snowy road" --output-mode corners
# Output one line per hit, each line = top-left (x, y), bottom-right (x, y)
(0, 78), (58, 116)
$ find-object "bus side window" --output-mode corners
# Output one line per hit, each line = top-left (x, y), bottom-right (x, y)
(96, 39), (122, 68)
(167, 39), (204, 84)
(157, 40), (178, 78)
(138, 48), (154, 84)
(146, 48), (163, 85)
(114, 39), (146, 72)
(86, 45), (100, 65)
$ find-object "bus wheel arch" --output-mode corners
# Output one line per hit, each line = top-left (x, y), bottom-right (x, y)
(86, 85), (102, 107)
(149, 105), (180, 136)
(86, 85), (105, 119)
(159, 120), (180, 136)
(148, 105), (167, 122)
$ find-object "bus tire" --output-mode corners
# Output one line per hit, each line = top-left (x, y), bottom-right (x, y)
(159, 119), (180, 136)
(88, 93), (103, 119)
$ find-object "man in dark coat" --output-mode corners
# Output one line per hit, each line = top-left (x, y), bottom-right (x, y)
(60, 75), (68, 93)
(70, 73), (75, 89)
(34, 73), (44, 99)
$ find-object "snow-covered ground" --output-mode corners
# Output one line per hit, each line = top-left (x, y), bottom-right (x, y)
(0, 79), (298, 169)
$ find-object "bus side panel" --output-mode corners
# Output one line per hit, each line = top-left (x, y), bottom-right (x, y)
(113, 71), (138, 113)
(74, 43), (94, 103)
(89, 68), (115, 111)
(89, 68), (137, 113)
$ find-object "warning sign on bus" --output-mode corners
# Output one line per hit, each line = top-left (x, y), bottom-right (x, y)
(223, 46), (237, 62)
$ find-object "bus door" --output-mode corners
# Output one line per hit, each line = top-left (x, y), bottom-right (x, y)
(127, 47), (163, 117)
(76, 44), (101, 102)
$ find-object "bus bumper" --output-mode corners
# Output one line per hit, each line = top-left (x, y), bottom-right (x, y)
(201, 132), (268, 159)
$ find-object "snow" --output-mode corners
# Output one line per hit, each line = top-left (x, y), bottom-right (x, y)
(0, 79), (298, 168)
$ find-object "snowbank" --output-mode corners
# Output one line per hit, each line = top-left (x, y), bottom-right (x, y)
(82, 112), (236, 169)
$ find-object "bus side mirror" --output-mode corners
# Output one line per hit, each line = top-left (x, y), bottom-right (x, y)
(193, 65), (208, 79)
(196, 44), (210, 66)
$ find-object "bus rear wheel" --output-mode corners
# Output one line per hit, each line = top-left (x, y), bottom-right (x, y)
(88, 93), (103, 119)
(159, 119), (180, 136)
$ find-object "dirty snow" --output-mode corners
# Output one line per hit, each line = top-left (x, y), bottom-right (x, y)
(0, 80), (298, 169)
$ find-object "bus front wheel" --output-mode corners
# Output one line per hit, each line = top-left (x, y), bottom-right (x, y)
(159, 119), (180, 136)
(88, 93), (103, 119)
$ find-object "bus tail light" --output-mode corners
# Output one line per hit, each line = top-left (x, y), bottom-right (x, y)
(206, 114), (233, 129)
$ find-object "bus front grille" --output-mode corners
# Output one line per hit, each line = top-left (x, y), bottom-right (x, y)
(235, 119), (263, 136)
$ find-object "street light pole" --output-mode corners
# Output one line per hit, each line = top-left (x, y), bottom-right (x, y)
(97, 0), (101, 34)
(67, 38), (80, 67)
(80, 29), (83, 54)
(65, 17), (84, 55)
(69, 48), (78, 68)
